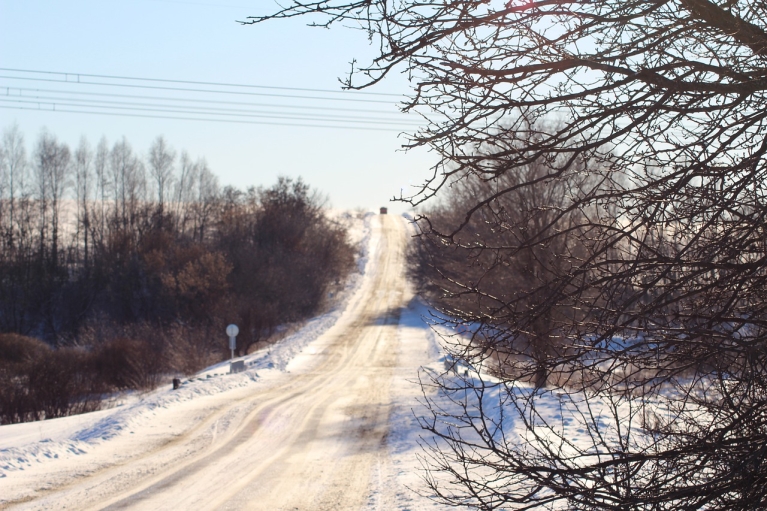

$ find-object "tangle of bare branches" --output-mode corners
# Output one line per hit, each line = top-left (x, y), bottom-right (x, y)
(250, 1), (767, 508)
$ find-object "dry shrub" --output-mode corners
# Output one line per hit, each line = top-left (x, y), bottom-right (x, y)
(26, 348), (101, 419)
(0, 333), (50, 366)
(93, 337), (166, 390)
(164, 324), (221, 376)
(0, 333), (51, 423)
(0, 334), (101, 424)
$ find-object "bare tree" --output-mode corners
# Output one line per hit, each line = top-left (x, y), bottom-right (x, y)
(74, 137), (92, 268)
(191, 158), (218, 242)
(29, 132), (71, 340)
(249, 1), (767, 508)
(416, 132), (604, 388)
(110, 137), (145, 230)
(93, 136), (109, 246)
(148, 136), (176, 215)
(0, 134), (7, 236)
(173, 150), (199, 234)
(0, 125), (31, 257)
(3, 124), (27, 248)
(33, 131), (70, 268)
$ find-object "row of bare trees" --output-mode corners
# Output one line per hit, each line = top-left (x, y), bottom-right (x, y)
(0, 125), (221, 340)
(0, 125), (354, 423)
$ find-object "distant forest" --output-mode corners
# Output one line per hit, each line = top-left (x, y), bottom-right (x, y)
(0, 124), (354, 422)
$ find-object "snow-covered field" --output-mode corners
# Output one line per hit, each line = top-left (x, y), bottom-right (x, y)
(0, 213), (454, 511)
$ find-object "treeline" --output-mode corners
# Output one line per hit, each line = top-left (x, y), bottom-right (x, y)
(412, 127), (765, 391)
(410, 154), (598, 387)
(0, 125), (354, 423)
(408, 121), (767, 508)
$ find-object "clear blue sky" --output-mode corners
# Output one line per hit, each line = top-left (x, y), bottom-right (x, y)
(0, 0), (436, 212)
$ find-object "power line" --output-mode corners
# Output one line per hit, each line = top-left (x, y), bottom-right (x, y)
(0, 68), (403, 97)
(0, 75), (397, 105)
(2, 86), (411, 116)
(0, 96), (420, 126)
(0, 68), (420, 132)
(0, 105), (408, 132)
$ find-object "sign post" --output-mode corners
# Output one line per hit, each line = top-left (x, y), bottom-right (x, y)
(226, 324), (239, 360)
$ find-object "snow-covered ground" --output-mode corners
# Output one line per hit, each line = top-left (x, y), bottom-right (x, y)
(0, 211), (373, 477)
(0, 210), (660, 511)
(0, 213), (454, 511)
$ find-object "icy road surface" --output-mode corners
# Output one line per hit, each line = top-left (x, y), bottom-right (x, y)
(0, 214), (445, 511)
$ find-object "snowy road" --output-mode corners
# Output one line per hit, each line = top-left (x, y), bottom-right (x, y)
(1, 214), (444, 511)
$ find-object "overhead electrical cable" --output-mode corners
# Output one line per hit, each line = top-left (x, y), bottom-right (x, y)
(0, 67), (403, 97)
(0, 75), (396, 104)
(3, 97), (418, 124)
(3, 86), (413, 116)
(0, 105), (405, 132)
(0, 97), (419, 126)
(0, 68), (421, 131)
